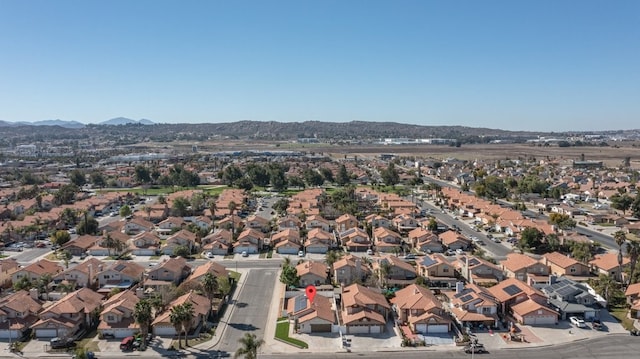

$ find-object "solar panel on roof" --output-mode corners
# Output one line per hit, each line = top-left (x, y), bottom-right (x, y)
(459, 294), (473, 302)
(420, 256), (437, 267)
(502, 284), (523, 296)
(454, 288), (471, 298)
(114, 264), (126, 271)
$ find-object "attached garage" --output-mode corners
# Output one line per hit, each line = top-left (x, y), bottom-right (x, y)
(153, 325), (177, 337)
(306, 245), (328, 254)
(347, 325), (371, 334)
(99, 328), (137, 339)
(369, 325), (382, 334)
(512, 301), (559, 326)
(310, 324), (332, 333)
(415, 324), (449, 334)
(0, 329), (24, 339)
(34, 328), (59, 338)
(523, 314), (556, 325)
(276, 245), (299, 255)
(233, 246), (258, 254)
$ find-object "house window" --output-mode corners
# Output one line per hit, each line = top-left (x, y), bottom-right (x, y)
(443, 268), (449, 273)
(570, 267), (576, 273)
(107, 315), (115, 321)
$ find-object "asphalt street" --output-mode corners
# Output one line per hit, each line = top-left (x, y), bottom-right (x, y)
(218, 268), (279, 354)
(258, 334), (640, 359)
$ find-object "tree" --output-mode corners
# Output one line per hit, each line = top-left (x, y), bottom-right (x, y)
(324, 250), (343, 269)
(173, 245), (191, 258)
(52, 230), (71, 247)
(336, 164), (350, 186)
(134, 299), (152, 344)
(235, 333), (264, 359)
(180, 302), (195, 346)
(268, 164), (287, 191)
(591, 274), (620, 305)
(54, 184), (79, 205)
(119, 205), (132, 218)
(303, 169), (324, 187)
(427, 218), (438, 232)
(77, 215), (99, 235)
(518, 227), (544, 252)
(134, 165), (152, 184)
(217, 276), (232, 299)
(279, 264), (300, 289)
(90, 171), (106, 188)
(172, 196), (191, 217)
(13, 276), (32, 291)
(548, 213), (577, 231)
(319, 167), (334, 183)
(37, 273), (53, 300)
(69, 170), (86, 187)
(222, 165), (244, 186)
(170, 304), (186, 348)
(614, 230), (627, 282)
(626, 240), (640, 286)
(272, 198), (289, 215)
(611, 194), (634, 215)
(59, 250), (73, 269)
(246, 164), (270, 187)
(381, 163), (399, 187)
(208, 197), (218, 221)
(202, 272), (219, 313)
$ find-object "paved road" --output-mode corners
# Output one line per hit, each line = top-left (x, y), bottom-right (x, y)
(11, 247), (50, 264)
(259, 334), (640, 359)
(218, 268), (279, 354)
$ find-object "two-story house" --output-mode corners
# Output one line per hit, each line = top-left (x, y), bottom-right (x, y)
(372, 227), (403, 253)
(296, 261), (329, 287)
(391, 284), (450, 334)
(152, 291), (211, 337)
(333, 255), (371, 286)
(445, 282), (499, 328)
(339, 227), (371, 252)
(162, 229), (198, 255)
(417, 254), (457, 287)
(147, 257), (191, 285)
(488, 278), (558, 325)
(130, 231), (160, 256)
(12, 259), (63, 284)
(277, 214), (303, 231)
(392, 214), (418, 232)
(408, 227), (443, 253)
(589, 252), (629, 282)
(457, 256), (504, 286)
(0, 290), (42, 340)
(244, 215), (271, 233)
(542, 252), (591, 279)
(305, 215), (331, 232)
(202, 229), (233, 255)
(439, 231), (470, 251)
(272, 228), (302, 255)
(341, 284), (390, 334)
(305, 228), (333, 254)
(500, 253), (549, 284)
(53, 258), (104, 290)
(98, 289), (140, 338)
(96, 261), (145, 289)
(233, 228), (264, 254)
(542, 277), (600, 320)
(31, 287), (103, 338)
(335, 214), (358, 232)
(374, 255), (416, 287)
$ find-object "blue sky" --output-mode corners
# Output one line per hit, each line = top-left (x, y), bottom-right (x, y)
(1, 0), (638, 131)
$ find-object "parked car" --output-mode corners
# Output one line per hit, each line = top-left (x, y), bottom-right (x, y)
(463, 343), (487, 354)
(455, 248), (464, 255)
(120, 336), (135, 351)
(298, 250), (305, 257)
(241, 251), (249, 257)
(570, 316), (586, 328)
(366, 249), (374, 255)
(204, 251), (214, 259)
(50, 337), (76, 349)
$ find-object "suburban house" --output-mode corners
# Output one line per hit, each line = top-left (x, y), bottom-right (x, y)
(372, 227), (403, 253)
(296, 261), (329, 287)
(233, 228), (264, 254)
(245, 215), (271, 233)
(98, 289), (140, 338)
(417, 254), (457, 287)
(500, 253), (550, 283)
(0, 290), (43, 340)
(202, 229), (233, 255)
(339, 227), (372, 252)
(408, 227), (443, 253)
(439, 231), (470, 251)
(457, 256), (504, 286)
(183, 261), (229, 287)
(31, 287), (103, 338)
(391, 284), (451, 334)
(96, 261), (145, 289)
(12, 259), (63, 284)
(392, 214), (418, 232)
(61, 235), (98, 256)
(589, 252), (629, 282)
(335, 214), (358, 232)
(304, 228), (333, 254)
(305, 215), (331, 232)
(488, 278), (557, 325)
(445, 282), (499, 328)
(53, 258), (104, 289)
(162, 229), (198, 255)
(542, 252), (591, 279)
(625, 283), (640, 320)
(0, 258), (20, 288)
(130, 231), (161, 256)
(374, 255), (416, 287)
(123, 217), (155, 235)
(152, 291), (211, 337)
(156, 216), (187, 235)
(542, 277), (601, 320)
(341, 284), (390, 334)
(271, 228), (301, 255)
(333, 254), (371, 286)
(277, 215), (303, 230)
(287, 293), (336, 333)
(365, 214), (391, 230)
(147, 257), (191, 285)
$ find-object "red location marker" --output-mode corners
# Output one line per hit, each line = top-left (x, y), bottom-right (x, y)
(305, 285), (317, 304)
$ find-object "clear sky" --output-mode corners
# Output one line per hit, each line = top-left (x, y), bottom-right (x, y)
(1, 0), (638, 131)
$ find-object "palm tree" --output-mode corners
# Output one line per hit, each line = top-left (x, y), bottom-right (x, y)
(103, 234), (115, 257)
(228, 201), (237, 239)
(38, 273), (53, 300)
(614, 230), (627, 281)
(235, 333), (264, 359)
(180, 302), (195, 347)
(202, 272), (219, 314)
(134, 299), (152, 343)
(170, 304), (185, 348)
(591, 274), (619, 305)
(626, 240), (640, 286)
(57, 282), (76, 295)
(208, 196), (218, 223)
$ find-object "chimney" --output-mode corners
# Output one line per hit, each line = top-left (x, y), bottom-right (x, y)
(29, 287), (39, 300)
(455, 281), (464, 294)
(136, 287), (145, 299)
(549, 274), (557, 285)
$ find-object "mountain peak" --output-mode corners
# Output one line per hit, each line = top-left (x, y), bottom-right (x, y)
(99, 117), (155, 126)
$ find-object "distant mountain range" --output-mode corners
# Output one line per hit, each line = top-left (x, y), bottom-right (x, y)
(0, 117), (155, 128)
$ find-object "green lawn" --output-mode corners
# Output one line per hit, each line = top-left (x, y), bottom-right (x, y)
(229, 271), (241, 282)
(610, 307), (635, 331)
(275, 321), (308, 349)
(76, 329), (101, 352)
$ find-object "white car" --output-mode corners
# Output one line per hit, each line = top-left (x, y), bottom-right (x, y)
(570, 316), (586, 328)
(455, 248), (464, 255)
(366, 249), (374, 255)
(298, 250), (305, 257)
(204, 252), (214, 259)
(241, 251), (248, 257)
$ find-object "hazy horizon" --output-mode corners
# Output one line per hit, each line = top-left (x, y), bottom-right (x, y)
(1, 1), (639, 132)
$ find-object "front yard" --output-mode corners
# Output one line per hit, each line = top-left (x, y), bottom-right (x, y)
(610, 307), (635, 331)
(275, 318), (308, 349)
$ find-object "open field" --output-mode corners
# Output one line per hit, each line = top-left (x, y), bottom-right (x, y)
(143, 140), (640, 169)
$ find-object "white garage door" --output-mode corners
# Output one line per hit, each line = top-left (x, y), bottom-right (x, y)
(0, 330), (21, 339)
(369, 325), (382, 334)
(415, 324), (449, 334)
(36, 329), (58, 338)
(234, 246), (257, 254)
(348, 325), (370, 334)
(277, 247), (298, 255)
(153, 326), (176, 337)
(306, 246), (328, 254)
(525, 315), (556, 325)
